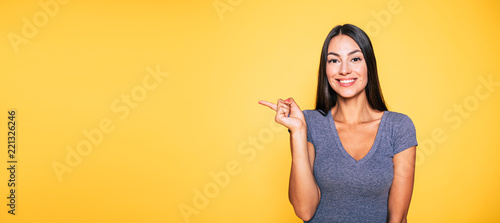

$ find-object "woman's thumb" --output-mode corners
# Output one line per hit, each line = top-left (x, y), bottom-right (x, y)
(285, 98), (301, 112)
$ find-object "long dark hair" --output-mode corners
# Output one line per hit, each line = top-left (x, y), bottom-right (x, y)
(315, 24), (387, 115)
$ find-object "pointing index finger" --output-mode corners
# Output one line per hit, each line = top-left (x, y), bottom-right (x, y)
(258, 100), (277, 111)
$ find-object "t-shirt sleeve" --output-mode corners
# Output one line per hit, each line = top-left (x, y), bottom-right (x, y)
(393, 115), (418, 155)
(303, 110), (313, 143)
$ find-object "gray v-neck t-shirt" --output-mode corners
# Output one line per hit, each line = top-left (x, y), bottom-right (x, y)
(303, 109), (418, 223)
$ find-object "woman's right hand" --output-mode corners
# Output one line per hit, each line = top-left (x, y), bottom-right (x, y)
(260, 97), (319, 221)
(258, 97), (306, 133)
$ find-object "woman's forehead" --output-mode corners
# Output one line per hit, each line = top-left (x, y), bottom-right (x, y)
(328, 35), (361, 53)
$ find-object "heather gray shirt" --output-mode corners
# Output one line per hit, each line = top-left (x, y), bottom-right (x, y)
(303, 109), (418, 223)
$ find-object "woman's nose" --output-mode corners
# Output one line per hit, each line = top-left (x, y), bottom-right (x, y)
(339, 62), (352, 75)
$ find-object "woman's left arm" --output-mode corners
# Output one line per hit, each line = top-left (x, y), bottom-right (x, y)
(388, 146), (417, 223)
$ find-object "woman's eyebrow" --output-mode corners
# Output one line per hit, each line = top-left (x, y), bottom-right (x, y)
(348, 49), (361, 55)
(327, 49), (361, 56)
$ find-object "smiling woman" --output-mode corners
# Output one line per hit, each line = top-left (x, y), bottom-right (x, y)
(259, 24), (417, 222)
(316, 24), (387, 114)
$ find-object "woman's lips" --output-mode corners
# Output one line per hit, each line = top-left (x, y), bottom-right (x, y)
(337, 78), (356, 87)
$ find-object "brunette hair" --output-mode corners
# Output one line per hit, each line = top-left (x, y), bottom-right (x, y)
(315, 24), (387, 115)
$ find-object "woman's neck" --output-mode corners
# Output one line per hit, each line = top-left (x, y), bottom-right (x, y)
(332, 93), (381, 124)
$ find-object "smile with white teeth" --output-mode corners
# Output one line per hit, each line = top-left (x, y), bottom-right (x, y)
(339, 79), (355, 83)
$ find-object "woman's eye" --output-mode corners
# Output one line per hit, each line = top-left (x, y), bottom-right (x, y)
(328, 59), (339, 63)
(352, 57), (361, 62)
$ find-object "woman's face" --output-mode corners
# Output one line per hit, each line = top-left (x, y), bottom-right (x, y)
(326, 35), (368, 99)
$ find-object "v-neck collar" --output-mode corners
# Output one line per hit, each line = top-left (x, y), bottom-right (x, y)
(327, 109), (387, 165)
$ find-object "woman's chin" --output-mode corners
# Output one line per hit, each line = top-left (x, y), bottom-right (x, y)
(336, 89), (365, 100)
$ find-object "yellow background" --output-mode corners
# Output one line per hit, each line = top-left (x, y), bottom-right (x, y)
(1, 0), (499, 222)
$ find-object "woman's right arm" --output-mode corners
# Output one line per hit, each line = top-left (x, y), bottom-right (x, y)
(288, 129), (321, 221)
(258, 97), (320, 221)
